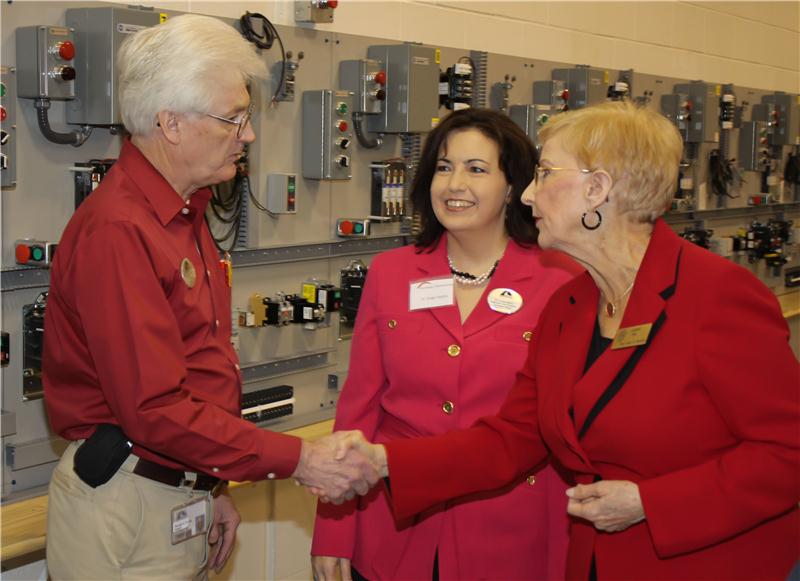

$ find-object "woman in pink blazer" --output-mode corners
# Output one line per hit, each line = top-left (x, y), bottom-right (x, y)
(312, 109), (580, 580)
(343, 102), (800, 580)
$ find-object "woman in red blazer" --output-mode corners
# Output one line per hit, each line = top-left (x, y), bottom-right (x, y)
(340, 102), (800, 580)
(312, 109), (580, 580)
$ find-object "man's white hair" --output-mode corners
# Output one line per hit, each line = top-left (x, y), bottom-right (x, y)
(117, 14), (266, 136)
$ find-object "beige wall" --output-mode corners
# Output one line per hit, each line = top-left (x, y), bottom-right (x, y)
(171, 1), (800, 93)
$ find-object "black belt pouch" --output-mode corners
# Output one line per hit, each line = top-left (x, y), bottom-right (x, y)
(73, 424), (133, 488)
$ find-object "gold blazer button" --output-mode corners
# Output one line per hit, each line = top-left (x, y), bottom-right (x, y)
(447, 344), (461, 357)
(442, 401), (454, 414)
(522, 330), (533, 342)
(387, 319), (397, 329)
(526, 475), (536, 486)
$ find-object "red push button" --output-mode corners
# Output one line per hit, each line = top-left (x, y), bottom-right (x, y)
(337, 120), (348, 132)
(374, 71), (386, 86)
(15, 244), (30, 264)
(339, 220), (354, 234)
(0, 107), (6, 122)
(58, 41), (75, 61)
(327, 0), (338, 7)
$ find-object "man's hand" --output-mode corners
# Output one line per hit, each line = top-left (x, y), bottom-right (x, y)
(208, 490), (240, 573)
(566, 480), (645, 533)
(311, 555), (352, 581)
(292, 430), (381, 504)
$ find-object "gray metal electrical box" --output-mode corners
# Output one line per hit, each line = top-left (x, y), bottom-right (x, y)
(551, 66), (606, 110)
(761, 93), (799, 147)
(739, 120), (768, 172)
(339, 59), (384, 115)
(65, 7), (161, 127)
(508, 104), (553, 146)
(15, 25), (76, 100)
(1, 67), (17, 188)
(672, 82), (719, 143)
(302, 90), (353, 180)
(533, 79), (567, 107)
(366, 44), (439, 133)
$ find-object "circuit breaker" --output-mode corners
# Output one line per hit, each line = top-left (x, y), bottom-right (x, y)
(551, 67), (606, 110)
(339, 59), (385, 115)
(370, 160), (406, 218)
(16, 25), (76, 100)
(663, 82), (719, 143)
(65, 7), (161, 127)
(302, 90), (353, 180)
(760, 93), (799, 147)
(366, 44), (440, 133)
(508, 104), (553, 146)
(1, 67), (16, 188)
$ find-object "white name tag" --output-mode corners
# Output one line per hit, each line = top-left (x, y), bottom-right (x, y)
(409, 276), (455, 311)
(170, 496), (209, 545)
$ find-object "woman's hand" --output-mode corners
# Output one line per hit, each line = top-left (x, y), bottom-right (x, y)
(566, 480), (645, 533)
(312, 555), (353, 581)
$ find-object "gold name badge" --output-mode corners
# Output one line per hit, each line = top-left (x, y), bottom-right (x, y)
(611, 323), (653, 350)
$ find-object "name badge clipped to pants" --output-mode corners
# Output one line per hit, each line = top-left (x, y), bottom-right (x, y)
(171, 496), (209, 545)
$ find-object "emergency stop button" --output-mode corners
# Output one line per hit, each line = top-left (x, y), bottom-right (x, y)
(57, 41), (75, 61)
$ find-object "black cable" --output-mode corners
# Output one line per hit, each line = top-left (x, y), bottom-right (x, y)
(239, 11), (286, 104)
(709, 149), (738, 199)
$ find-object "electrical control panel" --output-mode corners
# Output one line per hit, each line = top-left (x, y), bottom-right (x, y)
(1, 67), (16, 188)
(551, 66), (606, 110)
(760, 93), (799, 147)
(302, 90), (353, 180)
(739, 120), (770, 172)
(339, 59), (386, 115)
(266, 173), (298, 213)
(508, 104), (553, 146)
(294, 0), (338, 24)
(65, 7), (161, 127)
(366, 44), (440, 133)
(532, 79), (568, 111)
(664, 82), (719, 143)
(16, 25), (76, 100)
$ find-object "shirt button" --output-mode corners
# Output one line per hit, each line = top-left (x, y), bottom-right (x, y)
(235, 364), (240, 371)
(212, 467), (220, 474)
(527, 475), (536, 486)
(267, 472), (276, 480)
(181, 208), (190, 215)
(207, 269), (211, 277)
(387, 319), (397, 329)
(447, 344), (461, 357)
(442, 400), (454, 415)
(215, 319), (220, 327)
(522, 330), (533, 342)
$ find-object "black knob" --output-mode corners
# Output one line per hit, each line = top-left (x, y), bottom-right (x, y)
(60, 66), (76, 81)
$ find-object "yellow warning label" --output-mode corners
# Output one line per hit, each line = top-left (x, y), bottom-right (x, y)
(603, 70), (609, 84)
(160, 13), (168, 23)
(435, 48), (441, 64)
(715, 84), (721, 96)
(301, 283), (317, 303)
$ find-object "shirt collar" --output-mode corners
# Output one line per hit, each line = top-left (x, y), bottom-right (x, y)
(118, 139), (212, 226)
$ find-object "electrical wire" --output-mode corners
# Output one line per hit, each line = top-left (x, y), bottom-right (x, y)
(239, 11), (286, 105)
(709, 149), (740, 199)
(208, 156), (249, 252)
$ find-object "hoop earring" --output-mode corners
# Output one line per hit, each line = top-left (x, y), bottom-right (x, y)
(581, 210), (602, 230)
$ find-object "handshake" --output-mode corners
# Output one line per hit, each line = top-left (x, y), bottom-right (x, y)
(291, 431), (388, 504)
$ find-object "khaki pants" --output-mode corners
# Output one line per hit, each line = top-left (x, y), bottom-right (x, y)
(46, 441), (212, 580)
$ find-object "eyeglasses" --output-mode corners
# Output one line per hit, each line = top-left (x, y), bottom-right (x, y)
(533, 166), (593, 185)
(206, 103), (255, 139)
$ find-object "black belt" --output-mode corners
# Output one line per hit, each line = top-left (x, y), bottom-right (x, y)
(132, 457), (224, 495)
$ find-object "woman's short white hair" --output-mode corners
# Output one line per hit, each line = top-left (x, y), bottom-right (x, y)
(117, 14), (267, 136)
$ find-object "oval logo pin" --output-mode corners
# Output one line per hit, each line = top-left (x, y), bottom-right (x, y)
(180, 258), (196, 289)
(487, 288), (522, 314)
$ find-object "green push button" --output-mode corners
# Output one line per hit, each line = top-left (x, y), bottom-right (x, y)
(0, 83), (6, 98)
(336, 102), (348, 115)
(31, 246), (45, 261)
(353, 222), (363, 234)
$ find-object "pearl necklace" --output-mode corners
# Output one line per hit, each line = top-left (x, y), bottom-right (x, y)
(447, 255), (500, 287)
(602, 280), (635, 317)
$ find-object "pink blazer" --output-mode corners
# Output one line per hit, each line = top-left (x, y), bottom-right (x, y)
(312, 237), (581, 581)
(384, 220), (800, 580)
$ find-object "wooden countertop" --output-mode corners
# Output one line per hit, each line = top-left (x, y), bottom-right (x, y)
(0, 419), (334, 563)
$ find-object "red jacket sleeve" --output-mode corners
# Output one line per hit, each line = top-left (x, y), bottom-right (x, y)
(639, 266), (800, 557)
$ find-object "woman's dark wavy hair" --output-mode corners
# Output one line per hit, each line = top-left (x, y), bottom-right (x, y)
(411, 107), (539, 250)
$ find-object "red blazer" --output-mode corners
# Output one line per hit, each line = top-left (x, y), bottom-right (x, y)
(385, 220), (800, 580)
(313, 237), (581, 580)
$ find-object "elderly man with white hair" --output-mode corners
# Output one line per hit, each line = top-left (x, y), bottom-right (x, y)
(42, 14), (378, 580)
